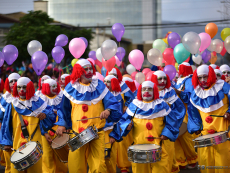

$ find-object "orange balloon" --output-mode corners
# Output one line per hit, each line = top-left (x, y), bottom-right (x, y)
(123, 74), (132, 79)
(29, 64), (33, 69)
(96, 65), (101, 74)
(205, 23), (218, 39)
(209, 52), (217, 64)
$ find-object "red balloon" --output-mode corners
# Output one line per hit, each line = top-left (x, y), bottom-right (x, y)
(131, 71), (138, 80)
(145, 71), (154, 81)
(142, 68), (151, 76)
(102, 57), (116, 71)
(95, 59), (102, 69)
(163, 57), (175, 66)
(220, 42), (227, 56)
(163, 48), (174, 64)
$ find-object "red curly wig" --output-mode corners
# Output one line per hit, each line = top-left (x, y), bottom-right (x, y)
(221, 75), (225, 80)
(13, 81), (35, 100)
(38, 78), (42, 90)
(42, 83), (61, 96)
(179, 64), (193, 77)
(106, 67), (122, 83)
(5, 78), (10, 93)
(0, 79), (4, 93)
(125, 81), (136, 92)
(137, 84), (159, 101)
(151, 74), (171, 89)
(111, 78), (121, 92)
(65, 76), (71, 87)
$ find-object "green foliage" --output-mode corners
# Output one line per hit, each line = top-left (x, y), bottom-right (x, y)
(4, 11), (93, 65)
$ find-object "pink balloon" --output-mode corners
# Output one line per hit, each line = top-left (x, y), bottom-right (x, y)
(69, 38), (86, 59)
(184, 57), (190, 62)
(95, 72), (104, 81)
(131, 71), (138, 80)
(134, 80), (140, 89)
(102, 57), (116, 71)
(199, 32), (211, 52)
(163, 57), (175, 66)
(87, 58), (95, 65)
(145, 71), (154, 81)
(128, 49), (144, 70)
(115, 56), (121, 67)
(142, 68), (151, 76)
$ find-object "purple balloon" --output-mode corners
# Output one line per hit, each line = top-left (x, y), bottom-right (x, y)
(31, 51), (48, 75)
(52, 46), (65, 64)
(201, 49), (211, 63)
(80, 37), (88, 48)
(88, 51), (97, 60)
(163, 65), (177, 80)
(111, 23), (125, 42)
(0, 52), (4, 67)
(116, 47), (126, 61)
(55, 34), (68, 47)
(168, 32), (181, 49)
(2, 45), (18, 65)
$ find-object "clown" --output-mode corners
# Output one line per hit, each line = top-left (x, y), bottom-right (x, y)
(151, 70), (186, 173)
(113, 81), (178, 173)
(214, 69), (225, 81)
(35, 75), (51, 97)
(55, 59), (122, 173)
(0, 79), (4, 98)
(209, 64), (219, 70)
(220, 64), (230, 84)
(122, 77), (137, 97)
(0, 77), (56, 173)
(60, 74), (70, 90)
(188, 64), (230, 173)
(40, 79), (67, 173)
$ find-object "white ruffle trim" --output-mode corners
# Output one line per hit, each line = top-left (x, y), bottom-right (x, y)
(12, 96), (39, 109)
(35, 90), (41, 97)
(103, 123), (116, 131)
(164, 95), (179, 105)
(71, 77), (98, 94)
(0, 103), (5, 112)
(30, 102), (48, 117)
(121, 87), (130, 94)
(159, 87), (173, 97)
(194, 80), (225, 99)
(176, 75), (192, 85)
(111, 91), (121, 97)
(132, 99), (165, 112)
(39, 90), (63, 106)
(63, 87), (109, 106)
(3, 91), (14, 103)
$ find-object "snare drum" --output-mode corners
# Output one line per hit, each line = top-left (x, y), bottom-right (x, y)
(67, 126), (98, 152)
(10, 141), (43, 171)
(193, 131), (229, 148)
(51, 134), (69, 162)
(127, 144), (161, 163)
(178, 122), (187, 137)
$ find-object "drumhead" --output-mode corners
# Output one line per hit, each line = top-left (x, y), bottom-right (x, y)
(51, 134), (69, 148)
(194, 131), (226, 140)
(178, 122), (187, 137)
(11, 142), (36, 162)
(129, 144), (160, 150)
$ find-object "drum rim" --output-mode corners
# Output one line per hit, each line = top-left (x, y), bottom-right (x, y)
(193, 131), (228, 141)
(51, 135), (70, 149)
(128, 144), (161, 151)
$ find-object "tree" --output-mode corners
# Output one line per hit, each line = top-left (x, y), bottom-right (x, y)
(4, 11), (93, 66)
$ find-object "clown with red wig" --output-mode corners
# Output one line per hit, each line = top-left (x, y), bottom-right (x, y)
(114, 81), (178, 173)
(60, 74), (70, 90)
(220, 64), (230, 84)
(151, 70), (186, 172)
(35, 75), (51, 97)
(0, 77), (56, 173)
(188, 64), (230, 171)
(209, 64), (219, 70)
(55, 59), (122, 173)
(39, 79), (67, 173)
(122, 77), (137, 97)
(214, 69), (226, 81)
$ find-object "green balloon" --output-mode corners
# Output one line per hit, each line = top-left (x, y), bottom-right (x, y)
(152, 39), (166, 53)
(173, 43), (190, 64)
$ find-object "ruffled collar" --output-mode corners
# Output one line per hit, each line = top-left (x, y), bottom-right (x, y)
(39, 90), (63, 106)
(71, 77), (98, 94)
(159, 87), (178, 104)
(3, 91), (14, 103)
(159, 87), (173, 98)
(12, 96), (39, 109)
(132, 99), (166, 111)
(120, 81), (130, 94)
(35, 90), (41, 97)
(176, 75), (192, 85)
(111, 91), (121, 97)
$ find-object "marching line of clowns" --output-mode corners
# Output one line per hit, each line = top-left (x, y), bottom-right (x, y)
(0, 59), (229, 173)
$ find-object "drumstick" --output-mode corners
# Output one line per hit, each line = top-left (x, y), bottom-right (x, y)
(11, 148), (23, 154)
(210, 115), (224, 118)
(105, 142), (111, 145)
(145, 137), (161, 139)
(76, 116), (100, 121)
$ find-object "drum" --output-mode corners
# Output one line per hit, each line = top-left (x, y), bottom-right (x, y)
(193, 131), (229, 148)
(51, 134), (70, 162)
(127, 144), (161, 163)
(178, 122), (187, 137)
(10, 141), (43, 171)
(67, 126), (98, 152)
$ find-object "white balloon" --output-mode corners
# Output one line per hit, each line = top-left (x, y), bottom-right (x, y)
(126, 64), (136, 75)
(192, 54), (202, 65)
(191, 65), (197, 72)
(96, 48), (103, 62)
(101, 40), (117, 60)
(224, 36), (230, 54)
(182, 32), (201, 54)
(207, 40), (216, 52)
(213, 39), (223, 53)
(27, 40), (42, 56)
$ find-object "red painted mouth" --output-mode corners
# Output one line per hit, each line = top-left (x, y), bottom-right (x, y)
(158, 83), (166, 86)
(19, 91), (26, 96)
(143, 93), (152, 97)
(85, 73), (93, 78)
(52, 88), (59, 94)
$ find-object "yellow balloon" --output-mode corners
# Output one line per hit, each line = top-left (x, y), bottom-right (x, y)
(175, 62), (179, 71)
(162, 38), (168, 45)
(221, 28), (230, 41)
(71, 59), (78, 67)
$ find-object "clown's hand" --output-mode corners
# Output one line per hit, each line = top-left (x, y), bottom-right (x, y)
(36, 113), (46, 120)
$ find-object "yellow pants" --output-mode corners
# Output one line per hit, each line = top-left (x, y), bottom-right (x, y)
(2, 151), (11, 173)
(0, 150), (5, 167)
(68, 131), (107, 173)
(117, 130), (133, 172)
(198, 140), (230, 173)
(42, 135), (68, 173)
(175, 131), (198, 166)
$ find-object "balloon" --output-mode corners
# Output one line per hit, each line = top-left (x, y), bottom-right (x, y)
(111, 23), (125, 42)
(126, 64), (136, 75)
(184, 57), (190, 63)
(55, 34), (68, 47)
(221, 28), (230, 41)
(2, 45), (18, 65)
(167, 32), (181, 49)
(192, 54), (202, 65)
(27, 40), (42, 57)
(123, 74), (132, 79)
(101, 66), (107, 77)
(31, 51), (48, 75)
(199, 32), (211, 52)
(51, 46), (65, 64)
(134, 80), (140, 89)
(205, 23), (218, 39)
(224, 36), (230, 54)
(131, 71), (138, 80)
(147, 48), (163, 66)
(88, 51), (97, 60)
(152, 39), (166, 53)
(79, 37), (88, 48)
(163, 65), (177, 81)
(71, 59), (78, 67)
(209, 52), (217, 64)
(213, 39), (223, 53)
(182, 32), (201, 54)
(142, 68), (151, 76)
(96, 48), (103, 62)
(175, 62), (179, 71)
(191, 65), (197, 72)
(96, 65), (101, 74)
(201, 49), (211, 63)
(102, 57), (116, 71)
(115, 56), (121, 67)
(145, 71), (154, 81)
(174, 43), (190, 64)
(95, 59), (102, 69)
(116, 47), (126, 61)
(95, 72), (104, 81)
(87, 58), (95, 65)
(101, 40), (117, 60)
(207, 40), (216, 52)
(135, 72), (145, 84)
(69, 38), (86, 59)
(0, 52), (4, 67)
(163, 56), (175, 66)
(162, 38), (168, 45)
(163, 48), (174, 64)
(128, 49), (144, 70)
(220, 42), (227, 56)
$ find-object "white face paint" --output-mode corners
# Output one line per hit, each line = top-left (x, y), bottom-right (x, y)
(104, 79), (112, 91)
(141, 87), (153, 101)
(157, 76), (167, 90)
(81, 65), (93, 82)
(9, 79), (17, 92)
(215, 72), (222, 80)
(50, 84), (58, 95)
(17, 85), (27, 99)
(60, 77), (65, 88)
(222, 70), (230, 77)
(41, 76), (50, 86)
(198, 74), (208, 88)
